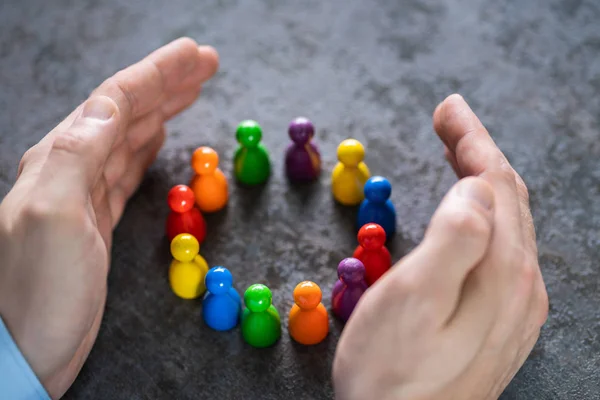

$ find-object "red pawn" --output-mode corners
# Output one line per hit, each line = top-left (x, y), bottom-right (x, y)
(353, 223), (391, 286)
(166, 185), (207, 244)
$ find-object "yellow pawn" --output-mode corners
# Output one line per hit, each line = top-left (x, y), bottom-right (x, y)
(331, 139), (371, 205)
(169, 233), (209, 299)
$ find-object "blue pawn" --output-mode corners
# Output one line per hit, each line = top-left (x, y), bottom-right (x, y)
(357, 176), (396, 238)
(202, 267), (242, 331)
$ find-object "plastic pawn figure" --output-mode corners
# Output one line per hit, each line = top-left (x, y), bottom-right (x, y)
(169, 233), (209, 299)
(234, 120), (271, 185)
(202, 267), (242, 331)
(288, 281), (329, 345)
(353, 223), (392, 286)
(241, 284), (281, 347)
(357, 176), (396, 238)
(331, 139), (371, 206)
(331, 258), (368, 322)
(285, 117), (321, 182)
(165, 184), (206, 244)
(190, 146), (228, 213)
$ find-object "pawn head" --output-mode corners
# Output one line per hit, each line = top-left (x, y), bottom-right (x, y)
(244, 284), (272, 313)
(338, 258), (365, 284)
(167, 184), (195, 213)
(337, 139), (365, 167)
(288, 117), (314, 144)
(358, 223), (387, 250)
(170, 233), (199, 262)
(364, 176), (391, 203)
(236, 120), (262, 147)
(293, 281), (322, 310)
(192, 146), (219, 175)
(205, 266), (233, 295)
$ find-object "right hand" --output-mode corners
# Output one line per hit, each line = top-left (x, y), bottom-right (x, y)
(333, 94), (549, 400)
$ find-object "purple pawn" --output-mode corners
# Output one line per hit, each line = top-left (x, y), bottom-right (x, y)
(332, 258), (368, 322)
(285, 117), (321, 182)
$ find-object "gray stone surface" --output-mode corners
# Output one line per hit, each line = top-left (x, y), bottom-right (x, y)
(1, 0), (599, 399)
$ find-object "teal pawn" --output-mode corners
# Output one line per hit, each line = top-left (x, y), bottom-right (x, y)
(234, 120), (271, 185)
(241, 284), (281, 348)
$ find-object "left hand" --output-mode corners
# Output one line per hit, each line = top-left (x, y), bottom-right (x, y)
(0, 37), (218, 399)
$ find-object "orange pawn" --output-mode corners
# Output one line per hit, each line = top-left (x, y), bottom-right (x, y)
(288, 281), (329, 345)
(190, 146), (228, 213)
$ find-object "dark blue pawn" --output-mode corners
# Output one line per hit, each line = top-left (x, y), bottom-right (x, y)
(357, 176), (396, 239)
(203, 267), (242, 331)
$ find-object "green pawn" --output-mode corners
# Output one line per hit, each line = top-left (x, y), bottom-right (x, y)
(241, 284), (281, 348)
(234, 120), (271, 185)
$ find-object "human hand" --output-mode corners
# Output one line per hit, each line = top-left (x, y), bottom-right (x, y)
(332, 94), (549, 400)
(0, 38), (218, 399)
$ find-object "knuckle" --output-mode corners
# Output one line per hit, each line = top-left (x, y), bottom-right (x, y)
(439, 208), (491, 239)
(498, 164), (517, 184)
(384, 268), (423, 302)
(516, 256), (538, 295)
(515, 175), (530, 202)
(18, 147), (38, 174)
(393, 271), (421, 294)
(51, 130), (88, 155)
(177, 36), (199, 50)
(101, 75), (136, 115)
(21, 200), (55, 223)
(21, 199), (87, 228)
(20, 147), (36, 166)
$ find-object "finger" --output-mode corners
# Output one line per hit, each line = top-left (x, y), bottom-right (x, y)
(434, 94), (530, 346)
(102, 140), (133, 189)
(170, 46), (219, 93)
(434, 94), (505, 176)
(18, 40), (216, 185)
(119, 85), (203, 154)
(162, 85), (203, 120)
(125, 112), (164, 152)
(434, 94), (523, 253)
(93, 38), (218, 126)
(19, 40), (217, 182)
(104, 92), (180, 189)
(404, 177), (495, 323)
(444, 145), (461, 177)
(17, 105), (84, 180)
(35, 96), (120, 203)
(108, 128), (165, 226)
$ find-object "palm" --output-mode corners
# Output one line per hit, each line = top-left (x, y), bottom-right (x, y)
(0, 38), (218, 399)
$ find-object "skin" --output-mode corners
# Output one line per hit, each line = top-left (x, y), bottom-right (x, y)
(333, 95), (549, 400)
(0, 38), (548, 399)
(0, 38), (219, 399)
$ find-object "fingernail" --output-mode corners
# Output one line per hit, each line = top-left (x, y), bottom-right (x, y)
(457, 178), (494, 210)
(82, 96), (116, 121)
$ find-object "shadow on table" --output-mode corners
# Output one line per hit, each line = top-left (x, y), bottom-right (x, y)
(289, 332), (336, 380)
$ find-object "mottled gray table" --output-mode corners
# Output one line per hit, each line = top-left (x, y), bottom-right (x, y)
(1, 0), (599, 399)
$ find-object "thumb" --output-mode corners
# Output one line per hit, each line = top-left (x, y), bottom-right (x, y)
(402, 176), (495, 324)
(35, 96), (120, 203)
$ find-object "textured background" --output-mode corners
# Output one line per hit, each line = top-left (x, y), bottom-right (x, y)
(1, 0), (599, 399)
